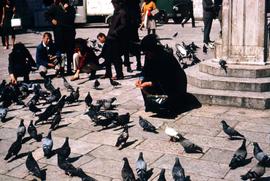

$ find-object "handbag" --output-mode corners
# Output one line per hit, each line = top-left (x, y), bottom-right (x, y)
(11, 15), (22, 29)
(150, 9), (159, 17)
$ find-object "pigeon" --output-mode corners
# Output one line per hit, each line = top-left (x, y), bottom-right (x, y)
(253, 142), (270, 165)
(219, 59), (227, 74)
(85, 92), (93, 107)
(99, 111), (119, 120)
(136, 152), (147, 181)
(58, 137), (71, 159)
(157, 169), (166, 181)
(94, 117), (113, 128)
(42, 131), (53, 158)
(73, 87), (80, 102)
(139, 116), (157, 133)
(93, 79), (100, 89)
(172, 157), (186, 181)
(0, 107), (8, 122)
(26, 152), (43, 179)
(110, 78), (121, 87)
(27, 120), (41, 141)
(35, 104), (57, 125)
(121, 157), (136, 181)
(46, 87), (61, 104)
(17, 119), (26, 138)
(229, 139), (247, 169)
(4, 135), (22, 160)
(190, 42), (200, 51)
(115, 125), (129, 148)
(44, 77), (55, 92)
(62, 76), (74, 92)
(221, 120), (245, 139)
(203, 44), (208, 54)
(241, 163), (265, 180)
(114, 113), (130, 126)
(97, 97), (117, 110)
(50, 111), (61, 130)
(190, 54), (201, 65)
(172, 32), (178, 38)
(177, 133), (203, 153)
(165, 126), (179, 142)
(28, 102), (41, 115)
(66, 91), (76, 104)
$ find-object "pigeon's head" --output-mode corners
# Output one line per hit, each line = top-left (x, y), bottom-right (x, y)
(30, 120), (34, 125)
(175, 157), (180, 164)
(47, 131), (52, 139)
(123, 157), (129, 162)
(20, 119), (24, 125)
(139, 152), (143, 158)
(221, 120), (227, 126)
(219, 59), (227, 66)
(28, 151), (33, 157)
(253, 142), (258, 147)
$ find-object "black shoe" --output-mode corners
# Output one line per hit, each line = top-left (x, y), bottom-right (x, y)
(136, 65), (142, 71)
(127, 66), (133, 73)
(66, 71), (73, 76)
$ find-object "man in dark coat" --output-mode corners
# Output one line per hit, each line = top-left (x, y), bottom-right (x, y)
(45, 0), (76, 75)
(202, 0), (215, 48)
(135, 34), (188, 114)
(102, 0), (128, 79)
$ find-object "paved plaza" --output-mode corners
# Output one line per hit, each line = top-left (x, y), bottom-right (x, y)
(1, 21), (270, 181)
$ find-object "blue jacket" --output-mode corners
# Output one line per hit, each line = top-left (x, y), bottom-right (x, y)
(36, 43), (49, 68)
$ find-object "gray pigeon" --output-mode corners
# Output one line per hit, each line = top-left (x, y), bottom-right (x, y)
(85, 92), (93, 108)
(253, 142), (270, 165)
(157, 169), (166, 181)
(172, 157), (186, 181)
(177, 133), (203, 153)
(26, 152), (43, 179)
(94, 79), (100, 89)
(139, 116), (157, 133)
(50, 111), (61, 130)
(121, 157), (136, 181)
(241, 163), (265, 180)
(136, 152), (147, 181)
(62, 76), (74, 92)
(115, 125), (129, 148)
(229, 139), (247, 169)
(221, 120), (245, 139)
(42, 131), (53, 158)
(17, 119), (26, 138)
(28, 120), (41, 141)
(0, 107), (8, 122)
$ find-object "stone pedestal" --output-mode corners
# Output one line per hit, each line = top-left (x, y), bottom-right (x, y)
(186, 0), (270, 109)
(216, 0), (268, 64)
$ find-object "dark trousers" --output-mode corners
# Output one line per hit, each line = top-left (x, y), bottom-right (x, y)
(104, 39), (124, 78)
(203, 15), (213, 44)
(54, 28), (75, 73)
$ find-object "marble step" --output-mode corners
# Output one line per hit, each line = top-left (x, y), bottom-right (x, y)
(185, 65), (270, 92)
(199, 59), (270, 78)
(187, 84), (270, 109)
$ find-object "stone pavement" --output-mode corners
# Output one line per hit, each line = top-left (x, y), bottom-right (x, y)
(1, 21), (270, 181)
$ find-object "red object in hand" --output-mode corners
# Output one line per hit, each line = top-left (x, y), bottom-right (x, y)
(147, 10), (151, 16)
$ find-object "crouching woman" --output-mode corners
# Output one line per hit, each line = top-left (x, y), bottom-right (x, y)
(135, 35), (197, 115)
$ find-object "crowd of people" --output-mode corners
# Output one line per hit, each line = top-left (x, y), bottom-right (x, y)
(2, 0), (224, 115)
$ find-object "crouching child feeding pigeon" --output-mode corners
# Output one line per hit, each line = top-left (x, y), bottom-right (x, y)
(135, 34), (199, 116)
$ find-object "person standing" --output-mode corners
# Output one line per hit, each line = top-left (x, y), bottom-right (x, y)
(125, 0), (142, 71)
(102, 0), (128, 80)
(45, 0), (76, 75)
(202, 0), (215, 48)
(141, 0), (157, 35)
(0, 0), (5, 46)
(1, 0), (15, 49)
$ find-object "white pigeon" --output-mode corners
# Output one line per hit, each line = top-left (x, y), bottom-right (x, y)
(165, 126), (179, 141)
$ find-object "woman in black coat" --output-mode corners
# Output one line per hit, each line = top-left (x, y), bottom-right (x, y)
(8, 43), (36, 84)
(135, 34), (188, 115)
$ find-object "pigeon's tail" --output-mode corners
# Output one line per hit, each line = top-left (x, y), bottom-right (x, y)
(240, 172), (251, 180)
(229, 157), (241, 169)
(238, 132), (245, 138)
(137, 169), (147, 181)
(34, 134), (43, 142)
(4, 152), (11, 160)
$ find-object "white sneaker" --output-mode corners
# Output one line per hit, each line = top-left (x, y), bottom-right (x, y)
(208, 42), (215, 49)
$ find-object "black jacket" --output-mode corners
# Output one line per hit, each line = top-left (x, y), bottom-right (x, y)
(203, 0), (215, 18)
(142, 47), (187, 100)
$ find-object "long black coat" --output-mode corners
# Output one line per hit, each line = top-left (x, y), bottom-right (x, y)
(142, 47), (187, 110)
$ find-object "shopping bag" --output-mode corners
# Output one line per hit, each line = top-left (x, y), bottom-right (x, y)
(11, 15), (22, 29)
